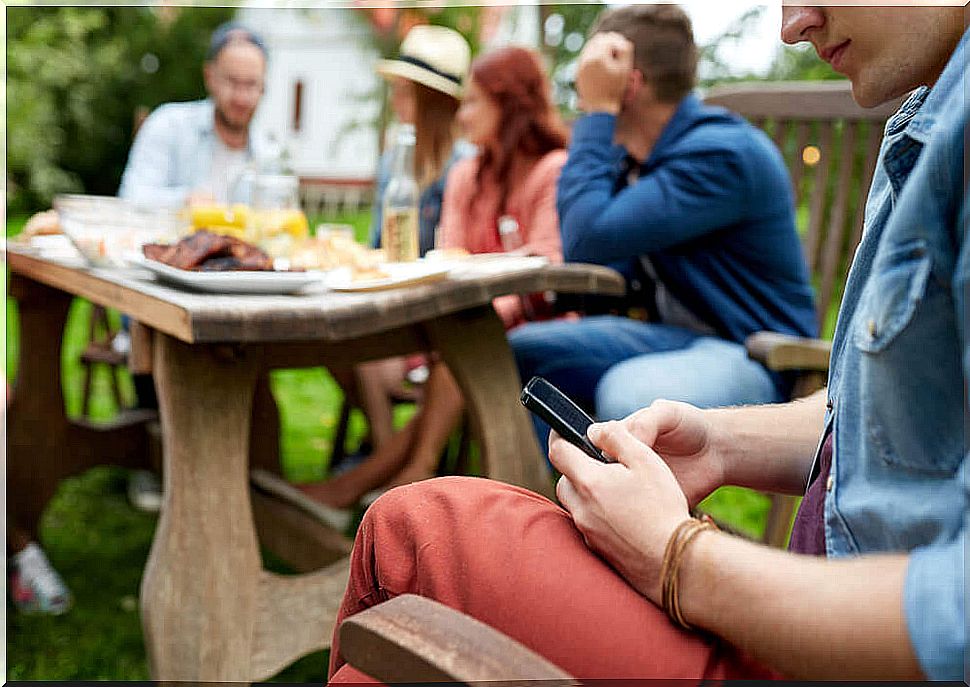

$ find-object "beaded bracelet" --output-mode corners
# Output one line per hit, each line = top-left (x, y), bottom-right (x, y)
(660, 517), (718, 630)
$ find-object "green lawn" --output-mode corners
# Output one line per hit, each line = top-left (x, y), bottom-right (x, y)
(6, 211), (770, 680)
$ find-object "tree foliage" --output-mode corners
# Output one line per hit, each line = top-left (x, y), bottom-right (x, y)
(6, 6), (233, 214)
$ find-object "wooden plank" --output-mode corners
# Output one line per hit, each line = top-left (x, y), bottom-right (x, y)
(789, 121), (812, 209)
(771, 118), (790, 155)
(6, 251), (194, 342)
(705, 80), (904, 121)
(128, 320), (154, 374)
(251, 561), (352, 681)
(251, 490), (353, 573)
(339, 595), (576, 685)
(6, 250), (624, 345)
(803, 122), (835, 272)
(817, 122), (858, 324)
(141, 334), (263, 681)
(423, 307), (553, 499)
(849, 122), (885, 250)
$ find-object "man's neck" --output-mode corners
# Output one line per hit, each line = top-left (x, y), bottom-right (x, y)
(213, 113), (249, 150)
(620, 100), (680, 164)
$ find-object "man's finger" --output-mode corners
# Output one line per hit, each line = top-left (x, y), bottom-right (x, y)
(587, 420), (656, 471)
(549, 430), (600, 485)
(556, 475), (580, 514)
(623, 401), (682, 447)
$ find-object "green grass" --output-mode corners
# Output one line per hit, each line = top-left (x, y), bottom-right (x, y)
(6, 210), (771, 680)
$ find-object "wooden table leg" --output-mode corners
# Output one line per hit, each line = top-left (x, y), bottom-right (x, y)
(142, 334), (348, 681)
(7, 275), (150, 538)
(424, 306), (553, 499)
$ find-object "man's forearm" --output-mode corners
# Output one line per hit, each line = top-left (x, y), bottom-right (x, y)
(680, 531), (922, 679)
(709, 390), (827, 495)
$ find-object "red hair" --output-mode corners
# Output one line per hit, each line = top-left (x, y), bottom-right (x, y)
(469, 47), (568, 214)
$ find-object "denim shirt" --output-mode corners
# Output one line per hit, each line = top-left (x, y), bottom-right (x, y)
(824, 28), (968, 680)
(118, 99), (266, 208)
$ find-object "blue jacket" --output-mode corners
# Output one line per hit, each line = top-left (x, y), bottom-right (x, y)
(557, 95), (817, 344)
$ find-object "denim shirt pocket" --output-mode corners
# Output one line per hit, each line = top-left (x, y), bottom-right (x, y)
(853, 239), (932, 353)
(852, 238), (963, 475)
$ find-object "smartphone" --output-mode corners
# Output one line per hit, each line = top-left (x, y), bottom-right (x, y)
(520, 376), (609, 463)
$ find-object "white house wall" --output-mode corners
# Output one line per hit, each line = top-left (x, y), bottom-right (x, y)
(239, 6), (382, 182)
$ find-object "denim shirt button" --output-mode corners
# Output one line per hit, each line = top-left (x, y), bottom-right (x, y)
(867, 319), (878, 339)
(826, 475), (834, 492)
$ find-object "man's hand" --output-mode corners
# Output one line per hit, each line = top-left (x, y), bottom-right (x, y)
(621, 400), (729, 507)
(551, 422), (691, 602)
(575, 32), (635, 115)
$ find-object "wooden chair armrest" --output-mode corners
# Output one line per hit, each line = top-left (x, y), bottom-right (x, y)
(338, 594), (576, 686)
(745, 331), (832, 372)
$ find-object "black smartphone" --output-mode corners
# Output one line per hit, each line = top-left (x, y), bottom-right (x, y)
(520, 376), (608, 463)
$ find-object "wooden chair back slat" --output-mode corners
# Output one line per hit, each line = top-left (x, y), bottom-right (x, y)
(849, 123), (885, 252)
(816, 121), (859, 328)
(802, 121), (835, 272)
(704, 81), (902, 337)
(788, 121), (812, 208)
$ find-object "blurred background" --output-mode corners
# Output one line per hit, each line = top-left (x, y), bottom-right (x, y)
(5, 2), (841, 682)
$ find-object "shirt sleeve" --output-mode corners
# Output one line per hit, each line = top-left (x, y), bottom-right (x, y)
(557, 113), (748, 265)
(904, 180), (970, 681)
(117, 107), (191, 208)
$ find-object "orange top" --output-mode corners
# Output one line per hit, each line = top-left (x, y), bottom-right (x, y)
(439, 149), (566, 328)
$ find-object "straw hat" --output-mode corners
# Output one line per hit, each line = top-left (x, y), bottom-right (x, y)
(376, 25), (471, 99)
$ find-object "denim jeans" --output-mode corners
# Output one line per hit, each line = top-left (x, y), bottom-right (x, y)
(508, 316), (781, 456)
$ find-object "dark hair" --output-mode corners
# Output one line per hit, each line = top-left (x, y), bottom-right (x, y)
(413, 82), (460, 188)
(468, 46), (568, 214)
(207, 22), (267, 61)
(592, 4), (697, 103)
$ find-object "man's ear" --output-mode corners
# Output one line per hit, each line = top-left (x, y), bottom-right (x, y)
(622, 69), (644, 108)
(202, 61), (215, 94)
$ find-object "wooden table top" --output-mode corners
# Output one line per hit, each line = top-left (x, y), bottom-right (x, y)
(6, 245), (625, 344)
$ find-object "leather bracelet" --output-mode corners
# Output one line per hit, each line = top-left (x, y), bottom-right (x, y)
(660, 517), (718, 631)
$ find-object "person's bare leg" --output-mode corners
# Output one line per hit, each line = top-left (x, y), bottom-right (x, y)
(355, 357), (409, 450)
(384, 363), (464, 487)
(298, 420), (419, 509)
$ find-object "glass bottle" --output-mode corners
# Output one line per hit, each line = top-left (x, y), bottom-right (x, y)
(498, 215), (523, 252)
(381, 124), (420, 263)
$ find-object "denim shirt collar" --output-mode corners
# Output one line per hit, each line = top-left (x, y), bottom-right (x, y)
(881, 28), (970, 194)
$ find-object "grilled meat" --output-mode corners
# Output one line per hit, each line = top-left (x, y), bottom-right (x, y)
(143, 230), (274, 271)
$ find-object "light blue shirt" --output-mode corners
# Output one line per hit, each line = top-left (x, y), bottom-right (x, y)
(117, 98), (266, 208)
(825, 27), (968, 680)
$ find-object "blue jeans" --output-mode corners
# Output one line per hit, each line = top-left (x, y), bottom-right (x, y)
(508, 316), (781, 456)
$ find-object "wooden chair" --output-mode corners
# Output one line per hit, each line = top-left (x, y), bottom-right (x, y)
(78, 305), (130, 417)
(704, 81), (902, 547)
(333, 82), (908, 683)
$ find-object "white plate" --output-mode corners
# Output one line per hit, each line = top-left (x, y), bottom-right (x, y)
(133, 256), (327, 295)
(326, 261), (452, 292)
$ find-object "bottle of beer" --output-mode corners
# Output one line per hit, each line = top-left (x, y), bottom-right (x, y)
(381, 124), (420, 262)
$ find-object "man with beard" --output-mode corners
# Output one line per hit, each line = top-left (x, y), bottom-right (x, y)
(118, 22), (268, 206)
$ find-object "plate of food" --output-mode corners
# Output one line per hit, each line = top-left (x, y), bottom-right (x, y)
(325, 260), (453, 292)
(135, 231), (327, 295)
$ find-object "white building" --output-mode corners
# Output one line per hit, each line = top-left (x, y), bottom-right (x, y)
(236, 3), (540, 214)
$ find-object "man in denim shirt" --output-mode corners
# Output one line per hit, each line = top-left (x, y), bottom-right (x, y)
(326, 5), (966, 683)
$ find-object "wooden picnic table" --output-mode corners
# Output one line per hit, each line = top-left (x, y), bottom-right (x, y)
(5, 244), (624, 682)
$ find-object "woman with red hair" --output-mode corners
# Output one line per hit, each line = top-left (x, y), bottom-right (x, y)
(300, 47), (568, 511)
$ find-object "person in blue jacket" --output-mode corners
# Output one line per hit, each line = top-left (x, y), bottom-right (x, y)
(509, 5), (816, 452)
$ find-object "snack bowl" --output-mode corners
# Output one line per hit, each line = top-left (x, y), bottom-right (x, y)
(54, 194), (183, 269)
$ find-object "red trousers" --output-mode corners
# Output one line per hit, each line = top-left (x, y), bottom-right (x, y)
(329, 476), (779, 683)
